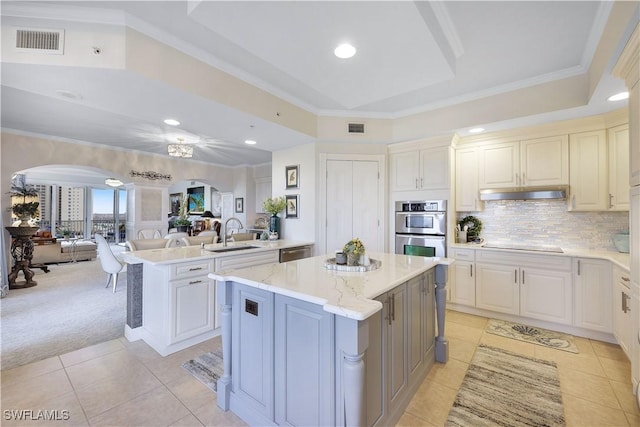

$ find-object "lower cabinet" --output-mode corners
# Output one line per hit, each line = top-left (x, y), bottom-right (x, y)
(574, 258), (612, 333)
(368, 271), (435, 427)
(171, 275), (215, 343)
(450, 248), (475, 307)
(613, 266), (632, 357)
(475, 251), (573, 325)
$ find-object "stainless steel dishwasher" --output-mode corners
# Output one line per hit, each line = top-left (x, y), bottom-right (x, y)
(279, 245), (312, 262)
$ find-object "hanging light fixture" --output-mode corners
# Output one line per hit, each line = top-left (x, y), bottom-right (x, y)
(167, 137), (193, 158)
(105, 178), (123, 187)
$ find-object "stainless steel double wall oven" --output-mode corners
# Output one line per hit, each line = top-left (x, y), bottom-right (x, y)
(395, 200), (446, 258)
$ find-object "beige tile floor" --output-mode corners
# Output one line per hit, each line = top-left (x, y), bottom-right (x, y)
(1, 310), (638, 426)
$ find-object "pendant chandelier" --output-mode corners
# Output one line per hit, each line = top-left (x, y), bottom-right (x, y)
(167, 137), (193, 158)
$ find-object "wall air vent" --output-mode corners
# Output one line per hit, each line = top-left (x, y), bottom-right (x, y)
(15, 29), (64, 54)
(348, 123), (365, 134)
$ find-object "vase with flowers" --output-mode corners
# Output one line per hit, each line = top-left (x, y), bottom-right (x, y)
(262, 196), (286, 238)
(343, 237), (365, 266)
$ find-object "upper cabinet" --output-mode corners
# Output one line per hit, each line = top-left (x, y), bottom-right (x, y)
(608, 124), (630, 211)
(478, 135), (568, 189)
(569, 130), (608, 211)
(390, 146), (449, 191)
(569, 127), (630, 212)
(455, 147), (481, 212)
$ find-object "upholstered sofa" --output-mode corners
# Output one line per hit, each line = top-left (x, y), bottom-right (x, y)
(32, 240), (97, 264)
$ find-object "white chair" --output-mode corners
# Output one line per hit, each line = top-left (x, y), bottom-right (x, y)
(95, 233), (126, 293)
(180, 235), (217, 246)
(126, 238), (173, 251)
(137, 229), (161, 239)
(164, 232), (189, 247)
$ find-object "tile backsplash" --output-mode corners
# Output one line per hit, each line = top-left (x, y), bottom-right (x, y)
(458, 200), (629, 252)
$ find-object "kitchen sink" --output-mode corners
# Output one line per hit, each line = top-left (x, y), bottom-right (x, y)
(208, 245), (259, 253)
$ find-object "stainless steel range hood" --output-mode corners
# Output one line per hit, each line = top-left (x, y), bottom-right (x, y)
(479, 186), (568, 201)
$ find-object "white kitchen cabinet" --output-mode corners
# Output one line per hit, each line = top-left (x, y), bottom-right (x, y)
(171, 274), (215, 343)
(455, 147), (481, 211)
(450, 248), (476, 307)
(478, 136), (568, 189)
(255, 177), (272, 213)
(608, 124), (630, 211)
(569, 130), (608, 211)
(520, 135), (569, 187)
(390, 146), (449, 191)
(613, 266), (632, 358)
(574, 258), (612, 333)
(475, 250), (573, 324)
(142, 259), (216, 356)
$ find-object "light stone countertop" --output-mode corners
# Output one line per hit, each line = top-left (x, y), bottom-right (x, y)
(449, 242), (630, 271)
(210, 252), (453, 321)
(121, 239), (314, 265)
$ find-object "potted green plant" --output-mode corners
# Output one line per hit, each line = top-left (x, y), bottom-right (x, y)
(262, 196), (286, 237)
(8, 184), (40, 227)
(174, 194), (191, 232)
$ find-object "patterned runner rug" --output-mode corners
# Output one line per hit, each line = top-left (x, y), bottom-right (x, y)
(446, 345), (565, 427)
(182, 350), (224, 392)
(486, 319), (579, 353)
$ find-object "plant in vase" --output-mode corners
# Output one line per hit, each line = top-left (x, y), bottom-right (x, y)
(343, 237), (365, 266)
(174, 194), (192, 232)
(262, 196), (286, 238)
(8, 184), (40, 226)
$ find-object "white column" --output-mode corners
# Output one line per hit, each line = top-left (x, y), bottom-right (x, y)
(216, 280), (233, 411)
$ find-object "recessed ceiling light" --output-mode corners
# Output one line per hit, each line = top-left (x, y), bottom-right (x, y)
(469, 127), (485, 134)
(244, 140), (257, 145)
(164, 119), (181, 126)
(334, 43), (356, 59)
(607, 92), (629, 102)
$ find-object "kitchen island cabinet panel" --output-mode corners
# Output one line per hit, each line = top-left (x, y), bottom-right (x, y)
(275, 294), (333, 427)
(171, 276), (214, 342)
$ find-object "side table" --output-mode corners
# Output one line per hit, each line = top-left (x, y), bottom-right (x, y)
(5, 226), (39, 289)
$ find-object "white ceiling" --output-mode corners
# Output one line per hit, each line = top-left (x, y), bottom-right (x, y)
(1, 1), (638, 168)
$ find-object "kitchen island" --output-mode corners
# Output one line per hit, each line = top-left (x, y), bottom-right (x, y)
(210, 252), (452, 427)
(120, 240), (314, 356)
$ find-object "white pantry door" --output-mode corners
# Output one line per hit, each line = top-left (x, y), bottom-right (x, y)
(325, 160), (380, 254)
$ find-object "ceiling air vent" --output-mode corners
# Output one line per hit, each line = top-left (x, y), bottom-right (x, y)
(15, 29), (64, 54)
(348, 123), (365, 134)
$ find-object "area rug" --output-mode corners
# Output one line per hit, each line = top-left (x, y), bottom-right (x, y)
(446, 345), (565, 427)
(486, 319), (579, 353)
(182, 350), (224, 392)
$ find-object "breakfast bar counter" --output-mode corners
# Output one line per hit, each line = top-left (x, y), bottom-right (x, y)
(210, 253), (452, 427)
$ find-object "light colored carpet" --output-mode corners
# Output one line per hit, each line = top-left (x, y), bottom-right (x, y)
(1, 257), (127, 371)
(486, 318), (579, 353)
(182, 350), (224, 392)
(446, 345), (565, 427)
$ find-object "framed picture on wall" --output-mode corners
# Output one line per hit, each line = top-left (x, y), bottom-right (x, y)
(235, 197), (244, 213)
(187, 186), (205, 214)
(285, 195), (298, 218)
(169, 193), (182, 216)
(285, 165), (299, 189)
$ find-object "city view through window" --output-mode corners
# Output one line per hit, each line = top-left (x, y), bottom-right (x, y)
(17, 185), (127, 242)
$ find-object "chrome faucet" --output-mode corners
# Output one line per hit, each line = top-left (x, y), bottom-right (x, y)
(222, 217), (244, 246)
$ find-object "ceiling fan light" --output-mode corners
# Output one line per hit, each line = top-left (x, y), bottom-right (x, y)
(167, 140), (193, 158)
